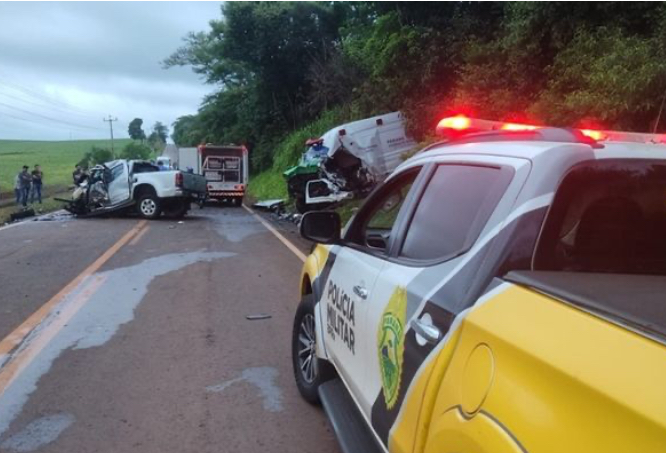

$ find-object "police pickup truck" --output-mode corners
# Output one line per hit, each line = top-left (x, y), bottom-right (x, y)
(291, 117), (666, 453)
(63, 159), (207, 219)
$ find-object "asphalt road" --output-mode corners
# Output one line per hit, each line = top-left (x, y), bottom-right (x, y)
(0, 206), (338, 453)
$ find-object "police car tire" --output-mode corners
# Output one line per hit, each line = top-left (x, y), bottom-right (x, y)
(292, 294), (334, 404)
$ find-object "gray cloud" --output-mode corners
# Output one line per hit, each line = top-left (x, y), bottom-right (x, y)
(0, 1), (222, 140)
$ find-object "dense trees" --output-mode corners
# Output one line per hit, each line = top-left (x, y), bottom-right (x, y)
(167, 2), (666, 171)
(147, 122), (169, 152)
(121, 142), (153, 160)
(77, 146), (114, 168)
(128, 118), (146, 141)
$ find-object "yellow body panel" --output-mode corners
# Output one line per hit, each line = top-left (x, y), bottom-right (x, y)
(424, 284), (666, 453)
(388, 327), (463, 453)
(300, 244), (330, 296)
(426, 407), (524, 453)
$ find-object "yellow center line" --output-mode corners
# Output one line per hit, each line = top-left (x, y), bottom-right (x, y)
(129, 224), (150, 246)
(0, 274), (108, 394)
(0, 220), (147, 360)
(242, 205), (306, 262)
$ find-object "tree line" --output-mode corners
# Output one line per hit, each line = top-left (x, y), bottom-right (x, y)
(166, 2), (666, 172)
(77, 120), (169, 167)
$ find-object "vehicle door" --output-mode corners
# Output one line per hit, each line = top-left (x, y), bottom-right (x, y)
(363, 156), (530, 451)
(320, 166), (425, 417)
(107, 161), (131, 205)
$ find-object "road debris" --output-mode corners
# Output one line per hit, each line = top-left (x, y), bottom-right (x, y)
(252, 199), (285, 211)
(246, 314), (272, 321)
(9, 209), (35, 222)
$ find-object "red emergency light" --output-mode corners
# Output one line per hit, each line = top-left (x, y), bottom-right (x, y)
(500, 122), (539, 131)
(580, 129), (605, 141)
(437, 115), (471, 131)
(436, 115), (666, 145)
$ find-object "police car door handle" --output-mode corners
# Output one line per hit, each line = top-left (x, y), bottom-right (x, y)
(353, 285), (368, 299)
(410, 319), (441, 345)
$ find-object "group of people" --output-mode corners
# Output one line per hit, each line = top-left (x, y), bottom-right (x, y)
(14, 165), (44, 207)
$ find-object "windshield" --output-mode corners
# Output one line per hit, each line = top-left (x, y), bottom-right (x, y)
(302, 143), (330, 163)
(535, 159), (666, 275)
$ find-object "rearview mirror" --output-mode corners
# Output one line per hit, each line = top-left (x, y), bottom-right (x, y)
(300, 211), (341, 244)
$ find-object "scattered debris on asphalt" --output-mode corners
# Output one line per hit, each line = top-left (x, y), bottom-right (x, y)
(9, 209), (35, 222)
(33, 211), (73, 222)
(253, 199), (285, 210)
(246, 314), (272, 321)
(253, 199), (303, 225)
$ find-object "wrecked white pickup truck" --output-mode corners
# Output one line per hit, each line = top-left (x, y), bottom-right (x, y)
(59, 159), (207, 219)
(284, 111), (417, 212)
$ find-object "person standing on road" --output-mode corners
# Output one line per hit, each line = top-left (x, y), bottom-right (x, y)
(30, 164), (43, 204)
(14, 172), (22, 205)
(18, 166), (32, 207)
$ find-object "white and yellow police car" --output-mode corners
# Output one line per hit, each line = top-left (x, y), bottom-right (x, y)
(291, 117), (666, 453)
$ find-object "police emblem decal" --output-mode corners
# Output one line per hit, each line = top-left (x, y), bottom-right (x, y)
(377, 286), (407, 410)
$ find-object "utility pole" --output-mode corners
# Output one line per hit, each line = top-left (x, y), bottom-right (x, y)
(103, 115), (118, 156)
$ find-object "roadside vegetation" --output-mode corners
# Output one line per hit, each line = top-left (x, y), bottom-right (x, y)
(0, 139), (132, 195)
(167, 2), (666, 202)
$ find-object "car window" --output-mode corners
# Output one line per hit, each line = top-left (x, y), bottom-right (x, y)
(535, 159), (666, 275)
(346, 169), (419, 253)
(109, 164), (125, 182)
(367, 183), (413, 230)
(400, 164), (511, 262)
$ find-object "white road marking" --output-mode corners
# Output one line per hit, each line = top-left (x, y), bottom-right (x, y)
(242, 205), (306, 262)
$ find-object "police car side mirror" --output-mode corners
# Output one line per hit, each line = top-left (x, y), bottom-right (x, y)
(300, 211), (341, 244)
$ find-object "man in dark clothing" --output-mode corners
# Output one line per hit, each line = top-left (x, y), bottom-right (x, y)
(30, 164), (43, 204)
(18, 166), (31, 207)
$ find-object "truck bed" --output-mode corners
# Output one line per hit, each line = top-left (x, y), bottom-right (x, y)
(505, 271), (666, 340)
(180, 171), (207, 193)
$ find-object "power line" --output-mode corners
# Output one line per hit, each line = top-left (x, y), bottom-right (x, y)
(0, 101), (104, 131)
(0, 73), (103, 117)
(0, 113), (101, 141)
(0, 90), (98, 121)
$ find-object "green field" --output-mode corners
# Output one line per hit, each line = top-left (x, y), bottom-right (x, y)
(0, 138), (132, 195)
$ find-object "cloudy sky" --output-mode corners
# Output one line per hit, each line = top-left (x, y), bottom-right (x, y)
(0, 1), (223, 141)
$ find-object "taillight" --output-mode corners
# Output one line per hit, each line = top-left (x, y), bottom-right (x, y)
(175, 172), (183, 187)
(234, 184), (245, 190)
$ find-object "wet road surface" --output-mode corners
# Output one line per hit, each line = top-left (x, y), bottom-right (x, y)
(0, 206), (338, 453)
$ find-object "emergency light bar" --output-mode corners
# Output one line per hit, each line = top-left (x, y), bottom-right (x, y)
(436, 115), (666, 144)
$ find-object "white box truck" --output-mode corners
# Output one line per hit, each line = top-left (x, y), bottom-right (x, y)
(178, 145), (249, 206)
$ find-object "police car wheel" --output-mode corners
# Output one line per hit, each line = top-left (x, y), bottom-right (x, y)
(292, 294), (334, 404)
